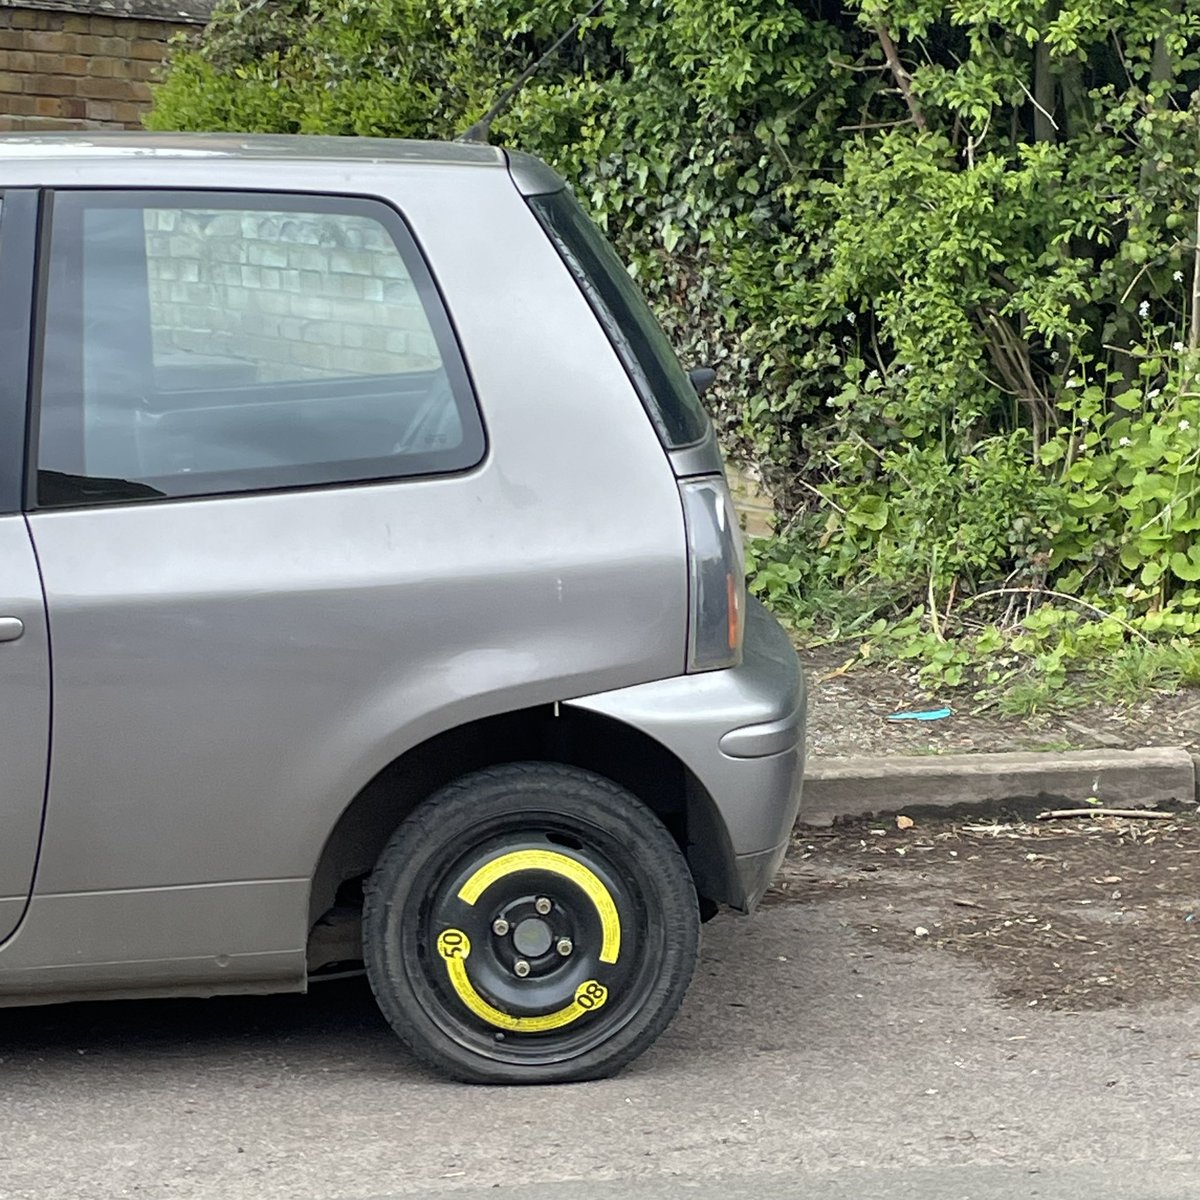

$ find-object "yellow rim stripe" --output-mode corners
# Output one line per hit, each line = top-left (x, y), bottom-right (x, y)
(436, 930), (608, 1033)
(456, 849), (621, 964)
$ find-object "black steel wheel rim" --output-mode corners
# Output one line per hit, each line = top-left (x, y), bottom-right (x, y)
(401, 810), (662, 1066)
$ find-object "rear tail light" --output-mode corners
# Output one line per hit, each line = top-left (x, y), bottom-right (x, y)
(680, 477), (745, 672)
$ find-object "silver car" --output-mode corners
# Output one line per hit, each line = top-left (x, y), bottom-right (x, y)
(0, 133), (805, 1083)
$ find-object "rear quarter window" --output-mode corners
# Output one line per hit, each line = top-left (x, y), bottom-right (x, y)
(35, 191), (483, 507)
(529, 190), (710, 450)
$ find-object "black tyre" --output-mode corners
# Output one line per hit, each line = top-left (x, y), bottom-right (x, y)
(363, 762), (700, 1084)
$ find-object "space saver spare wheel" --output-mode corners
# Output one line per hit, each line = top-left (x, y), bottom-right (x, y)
(363, 762), (700, 1084)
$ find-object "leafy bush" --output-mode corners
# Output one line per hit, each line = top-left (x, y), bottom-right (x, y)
(151, 0), (1200, 700)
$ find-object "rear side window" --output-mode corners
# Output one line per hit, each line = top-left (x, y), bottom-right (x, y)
(530, 189), (710, 450)
(36, 191), (483, 507)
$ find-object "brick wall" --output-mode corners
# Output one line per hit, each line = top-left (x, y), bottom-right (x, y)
(143, 207), (442, 387)
(0, 0), (211, 131)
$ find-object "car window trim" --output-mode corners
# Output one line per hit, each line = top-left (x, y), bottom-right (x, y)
(527, 190), (710, 452)
(0, 190), (40, 515)
(28, 187), (487, 511)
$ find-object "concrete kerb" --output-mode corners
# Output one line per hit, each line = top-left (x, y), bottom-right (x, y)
(800, 746), (1198, 827)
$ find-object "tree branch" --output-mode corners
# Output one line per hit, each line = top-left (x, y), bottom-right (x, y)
(457, 0), (605, 144)
(837, 118), (916, 132)
(875, 23), (926, 131)
(1191, 92), (1200, 355)
(1030, 43), (1058, 143)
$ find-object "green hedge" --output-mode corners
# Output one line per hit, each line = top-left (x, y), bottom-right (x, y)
(151, 1), (1200, 675)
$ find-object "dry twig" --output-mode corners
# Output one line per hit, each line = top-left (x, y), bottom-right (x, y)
(1036, 808), (1174, 821)
(963, 586), (1152, 644)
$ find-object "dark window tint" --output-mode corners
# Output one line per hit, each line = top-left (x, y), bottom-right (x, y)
(0, 191), (38, 515)
(36, 191), (483, 507)
(530, 190), (710, 450)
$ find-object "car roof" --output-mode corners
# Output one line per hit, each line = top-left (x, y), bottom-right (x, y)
(0, 131), (506, 169)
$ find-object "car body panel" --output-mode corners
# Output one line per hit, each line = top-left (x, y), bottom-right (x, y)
(26, 463), (685, 901)
(0, 131), (504, 167)
(566, 597), (805, 861)
(0, 880), (307, 1006)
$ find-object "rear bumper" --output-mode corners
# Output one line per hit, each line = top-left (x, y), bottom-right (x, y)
(564, 597), (805, 911)
(734, 841), (793, 913)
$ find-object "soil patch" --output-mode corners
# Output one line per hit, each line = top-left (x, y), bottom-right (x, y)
(801, 644), (1200, 758)
(768, 812), (1200, 1010)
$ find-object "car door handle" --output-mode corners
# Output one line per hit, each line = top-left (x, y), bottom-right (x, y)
(0, 617), (25, 643)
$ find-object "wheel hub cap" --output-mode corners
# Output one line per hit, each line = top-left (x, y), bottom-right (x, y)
(512, 916), (553, 958)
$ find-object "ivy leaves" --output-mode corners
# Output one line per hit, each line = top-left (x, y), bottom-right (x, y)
(152, 0), (1200, 664)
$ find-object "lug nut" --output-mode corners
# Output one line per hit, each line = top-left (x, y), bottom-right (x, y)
(556, 938), (573, 957)
(514, 959), (531, 977)
(492, 918), (510, 936)
(535, 897), (552, 915)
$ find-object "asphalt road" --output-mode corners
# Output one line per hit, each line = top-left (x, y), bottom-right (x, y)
(1, 898), (1198, 1200)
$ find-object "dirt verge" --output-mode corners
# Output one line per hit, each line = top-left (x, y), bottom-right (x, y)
(769, 811), (1200, 1010)
(801, 644), (1200, 758)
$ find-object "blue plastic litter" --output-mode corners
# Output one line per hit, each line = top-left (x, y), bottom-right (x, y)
(887, 707), (953, 722)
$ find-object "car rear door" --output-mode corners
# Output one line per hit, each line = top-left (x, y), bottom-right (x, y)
(0, 190), (52, 945)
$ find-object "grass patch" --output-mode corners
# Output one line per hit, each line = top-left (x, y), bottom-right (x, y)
(772, 593), (1200, 720)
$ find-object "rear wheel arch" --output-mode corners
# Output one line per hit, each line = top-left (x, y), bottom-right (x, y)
(306, 704), (733, 965)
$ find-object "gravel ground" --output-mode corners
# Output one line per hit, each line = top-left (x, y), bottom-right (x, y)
(801, 644), (1200, 758)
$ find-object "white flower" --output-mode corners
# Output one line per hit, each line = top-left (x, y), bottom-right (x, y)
(1181, 419), (1192, 431)
(1139, 300), (1151, 318)
(1050, 350), (1060, 363)
(1174, 270), (1185, 283)
(1119, 436), (1133, 447)
(1065, 377), (1081, 389)
(1174, 341), (1185, 353)
(845, 312), (856, 324)
(1147, 388), (1161, 399)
